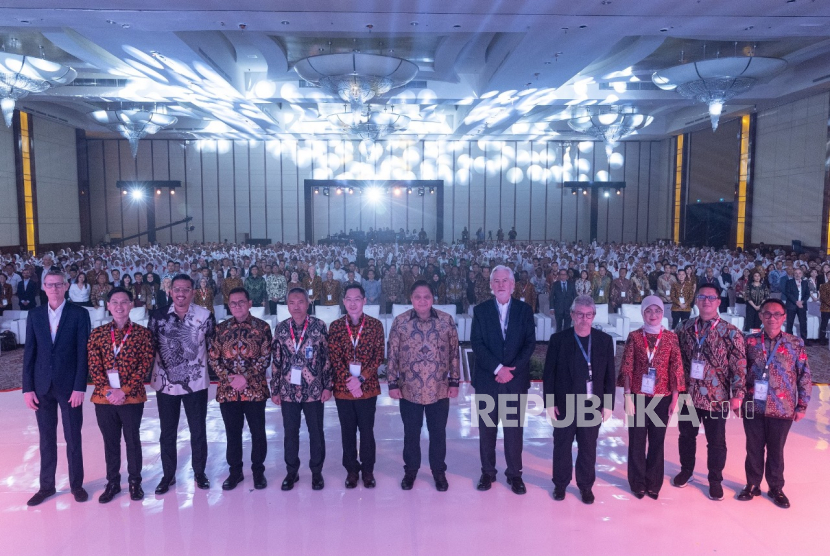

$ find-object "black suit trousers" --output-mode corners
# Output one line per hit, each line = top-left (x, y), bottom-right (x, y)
(477, 391), (525, 479)
(335, 397), (377, 474)
(400, 397), (449, 475)
(552, 417), (600, 491)
(677, 404), (728, 484)
(157, 389), (209, 478)
(95, 402), (144, 484)
(220, 400), (267, 475)
(281, 400), (325, 475)
(743, 414), (792, 490)
(626, 395), (671, 493)
(786, 307), (807, 340)
(554, 310), (571, 333)
(36, 386), (84, 491)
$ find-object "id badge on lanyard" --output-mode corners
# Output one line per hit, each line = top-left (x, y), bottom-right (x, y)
(756, 335), (782, 402)
(642, 330), (661, 394)
(691, 319), (716, 380)
(575, 332), (593, 397)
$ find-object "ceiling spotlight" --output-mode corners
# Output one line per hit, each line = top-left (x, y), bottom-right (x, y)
(130, 188), (145, 200)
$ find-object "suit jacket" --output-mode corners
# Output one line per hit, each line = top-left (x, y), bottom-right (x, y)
(784, 278), (810, 310)
(17, 279), (39, 308)
(22, 302), (91, 396)
(542, 328), (616, 417)
(551, 280), (576, 314)
(471, 299), (536, 396)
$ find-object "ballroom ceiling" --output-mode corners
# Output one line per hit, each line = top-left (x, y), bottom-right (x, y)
(1, 0), (829, 142)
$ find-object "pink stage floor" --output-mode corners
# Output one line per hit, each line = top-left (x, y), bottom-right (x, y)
(1, 383), (828, 555)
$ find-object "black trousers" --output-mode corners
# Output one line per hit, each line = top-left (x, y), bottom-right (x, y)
(554, 311), (572, 333)
(677, 403), (728, 484)
(335, 397), (377, 474)
(156, 389), (208, 478)
(552, 416), (601, 491)
(35, 386), (84, 491)
(399, 397), (449, 475)
(786, 307), (808, 340)
(626, 395), (671, 493)
(220, 400), (267, 475)
(671, 311), (691, 330)
(281, 400), (325, 475)
(820, 312), (830, 343)
(743, 414), (792, 490)
(477, 392), (525, 480)
(95, 403), (144, 484)
(746, 304), (761, 331)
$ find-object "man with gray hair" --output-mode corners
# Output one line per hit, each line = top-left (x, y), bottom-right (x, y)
(543, 294), (616, 504)
(471, 265), (536, 494)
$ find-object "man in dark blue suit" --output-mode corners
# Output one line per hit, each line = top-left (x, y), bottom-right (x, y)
(471, 265), (536, 494)
(16, 267), (39, 311)
(543, 294), (616, 504)
(551, 269), (576, 332)
(784, 267), (809, 341)
(22, 269), (91, 506)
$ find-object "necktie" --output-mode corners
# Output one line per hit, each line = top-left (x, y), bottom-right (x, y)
(562, 282), (566, 291)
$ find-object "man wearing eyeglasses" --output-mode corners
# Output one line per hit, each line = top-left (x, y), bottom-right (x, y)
(673, 284), (747, 501)
(738, 298), (811, 508)
(149, 274), (216, 494)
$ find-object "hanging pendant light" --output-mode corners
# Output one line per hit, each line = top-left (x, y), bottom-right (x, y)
(90, 106), (178, 157)
(0, 52), (77, 127)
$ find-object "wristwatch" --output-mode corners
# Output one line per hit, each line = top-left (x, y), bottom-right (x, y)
(358, 376), (365, 384)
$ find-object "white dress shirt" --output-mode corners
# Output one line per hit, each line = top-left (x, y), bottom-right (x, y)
(493, 298), (510, 375)
(48, 300), (66, 342)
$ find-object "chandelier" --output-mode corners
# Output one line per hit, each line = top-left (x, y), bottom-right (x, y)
(0, 52), (77, 127)
(567, 106), (653, 152)
(90, 106), (178, 158)
(652, 56), (786, 131)
(326, 106), (411, 141)
(294, 52), (419, 108)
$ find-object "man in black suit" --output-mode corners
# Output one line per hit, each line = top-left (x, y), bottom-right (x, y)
(35, 253), (55, 306)
(22, 269), (91, 506)
(784, 267), (809, 341)
(543, 294), (616, 504)
(471, 265), (536, 495)
(16, 267), (39, 311)
(551, 269), (576, 332)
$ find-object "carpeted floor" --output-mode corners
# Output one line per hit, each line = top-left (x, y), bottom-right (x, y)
(1, 341), (827, 391)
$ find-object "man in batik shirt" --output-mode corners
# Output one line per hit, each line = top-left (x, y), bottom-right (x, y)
(244, 265), (267, 308)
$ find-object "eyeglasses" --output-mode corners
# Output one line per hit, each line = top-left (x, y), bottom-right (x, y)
(760, 311), (786, 320)
(695, 295), (719, 302)
(572, 311), (595, 319)
(172, 287), (193, 294)
(228, 301), (249, 308)
(43, 282), (66, 289)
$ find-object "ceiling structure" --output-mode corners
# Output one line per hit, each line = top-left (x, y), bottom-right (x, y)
(1, 0), (829, 144)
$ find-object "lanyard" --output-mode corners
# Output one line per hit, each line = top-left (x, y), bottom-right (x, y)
(574, 331), (592, 377)
(642, 328), (662, 365)
(693, 317), (719, 355)
(345, 314), (365, 361)
(111, 322), (133, 359)
(761, 333), (784, 376)
(289, 318), (309, 354)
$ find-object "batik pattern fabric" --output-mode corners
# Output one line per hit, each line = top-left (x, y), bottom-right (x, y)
(88, 321), (154, 404)
(271, 316), (332, 403)
(743, 332), (811, 419)
(209, 314), (272, 403)
(617, 328), (686, 396)
(328, 314), (384, 400)
(149, 304), (216, 395)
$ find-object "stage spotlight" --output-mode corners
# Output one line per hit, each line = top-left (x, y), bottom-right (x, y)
(122, 190), (127, 195)
(323, 187), (330, 196)
(604, 191), (610, 198)
(616, 189), (621, 195)
(170, 190), (175, 195)
(367, 186), (382, 203)
(407, 187), (412, 194)
(572, 189), (577, 195)
(336, 187), (342, 194)
(429, 187), (435, 194)
(418, 187), (425, 196)
(156, 189), (162, 195)
(348, 187), (354, 194)
(582, 189), (588, 195)
(314, 187), (319, 194)
(130, 188), (145, 200)
(393, 187), (402, 196)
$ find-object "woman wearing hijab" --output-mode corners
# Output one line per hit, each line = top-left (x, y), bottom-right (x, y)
(617, 296), (685, 500)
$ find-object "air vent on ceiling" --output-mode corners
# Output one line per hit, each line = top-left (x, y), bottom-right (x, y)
(70, 78), (130, 88)
(599, 82), (659, 91)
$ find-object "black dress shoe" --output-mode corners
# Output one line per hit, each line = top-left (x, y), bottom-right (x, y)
(311, 473), (325, 490)
(476, 474), (494, 491)
(633, 490), (645, 499)
(27, 487), (56, 507)
(646, 491), (659, 500)
(222, 473), (244, 491)
(72, 488), (89, 502)
(737, 484), (762, 501)
(129, 482), (144, 501)
(362, 472), (376, 488)
(434, 473), (449, 492)
(253, 473), (267, 490)
(345, 472), (359, 489)
(509, 477), (527, 495)
(709, 483), (724, 501)
(671, 470), (693, 488)
(401, 473), (416, 490)
(769, 488), (790, 508)
(155, 476), (176, 495)
(580, 488), (595, 504)
(195, 473), (210, 490)
(281, 473), (299, 491)
(98, 482), (121, 504)
(553, 487), (566, 501)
